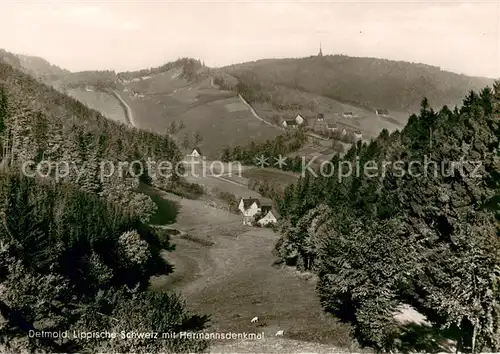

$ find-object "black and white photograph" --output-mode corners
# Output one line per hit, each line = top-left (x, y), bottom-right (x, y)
(0, 0), (499, 353)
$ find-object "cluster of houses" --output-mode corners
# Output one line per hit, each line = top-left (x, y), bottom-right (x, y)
(281, 113), (363, 142)
(238, 197), (280, 226)
(281, 114), (305, 129)
(131, 90), (145, 98)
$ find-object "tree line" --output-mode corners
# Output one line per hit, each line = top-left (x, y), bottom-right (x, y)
(219, 130), (307, 172)
(274, 85), (500, 352)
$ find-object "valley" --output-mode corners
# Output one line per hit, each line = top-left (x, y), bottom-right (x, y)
(146, 186), (354, 353)
(1, 42), (498, 353)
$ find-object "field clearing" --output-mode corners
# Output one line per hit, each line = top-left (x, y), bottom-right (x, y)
(178, 97), (280, 157)
(66, 88), (127, 124)
(121, 76), (281, 158)
(225, 101), (249, 112)
(149, 190), (356, 352)
(184, 173), (260, 200)
(242, 167), (300, 186)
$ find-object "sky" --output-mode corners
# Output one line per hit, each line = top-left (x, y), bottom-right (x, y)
(0, 0), (498, 78)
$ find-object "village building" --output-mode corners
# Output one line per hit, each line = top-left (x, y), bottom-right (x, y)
(317, 113), (325, 121)
(238, 198), (274, 226)
(282, 120), (298, 129)
(342, 112), (355, 118)
(353, 131), (363, 141)
(188, 147), (202, 158)
(295, 114), (305, 125)
(326, 122), (338, 132)
(375, 109), (389, 117)
(257, 209), (280, 226)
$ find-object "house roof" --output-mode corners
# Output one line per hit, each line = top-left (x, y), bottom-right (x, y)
(192, 147), (202, 155)
(284, 120), (297, 125)
(241, 198), (261, 209)
(266, 208), (281, 219)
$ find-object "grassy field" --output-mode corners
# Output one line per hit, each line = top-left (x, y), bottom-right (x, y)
(66, 88), (128, 124)
(119, 70), (281, 158)
(181, 160), (260, 199)
(242, 167), (300, 187)
(148, 188), (357, 353)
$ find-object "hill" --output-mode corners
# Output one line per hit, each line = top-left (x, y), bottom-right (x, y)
(221, 55), (494, 112)
(16, 54), (70, 81)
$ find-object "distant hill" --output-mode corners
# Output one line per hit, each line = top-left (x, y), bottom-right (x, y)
(17, 54), (70, 80)
(0, 49), (22, 70)
(221, 55), (494, 112)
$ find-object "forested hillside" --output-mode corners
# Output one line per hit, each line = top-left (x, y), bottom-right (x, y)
(223, 56), (494, 112)
(0, 61), (209, 352)
(0, 61), (185, 220)
(275, 85), (500, 351)
(118, 58), (206, 82)
(0, 171), (209, 353)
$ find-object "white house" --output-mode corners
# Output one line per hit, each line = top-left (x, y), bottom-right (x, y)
(342, 112), (355, 118)
(189, 147), (202, 158)
(257, 209), (280, 226)
(282, 120), (298, 129)
(238, 198), (273, 225)
(239, 198), (261, 225)
(353, 131), (363, 141)
(295, 114), (305, 125)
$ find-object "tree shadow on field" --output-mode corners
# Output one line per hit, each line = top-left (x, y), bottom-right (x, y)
(394, 323), (459, 353)
(138, 182), (179, 225)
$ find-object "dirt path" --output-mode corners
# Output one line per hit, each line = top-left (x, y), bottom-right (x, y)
(110, 89), (137, 127)
(237, 94), (285, 131)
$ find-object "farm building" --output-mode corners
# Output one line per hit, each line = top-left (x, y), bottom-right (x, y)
(375, 109), (389, 116)
(317, 113), (324, 121)
(282, 120), (298, 129)
(326, 123), (338, 132)
(353, 131), (363, 141)
(238, 198), (273, 226)
(342, 112), (355, 118)
(189, 147), (202, 158)
(313, 120), (328, 133)
(257, 209), (280, 226)
(295, 114), (305, 125)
